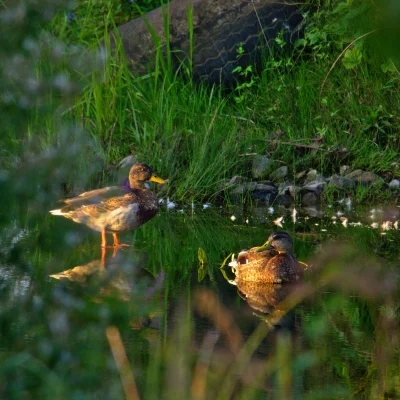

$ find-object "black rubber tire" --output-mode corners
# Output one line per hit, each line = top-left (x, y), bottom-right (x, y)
(115, 0), (303, 84)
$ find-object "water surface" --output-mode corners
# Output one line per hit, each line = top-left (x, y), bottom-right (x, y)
(1, 203), (400, 399)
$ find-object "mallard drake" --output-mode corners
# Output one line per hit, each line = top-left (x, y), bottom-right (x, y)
(50, 163), (166, 247)
(231, 231), (304, 283)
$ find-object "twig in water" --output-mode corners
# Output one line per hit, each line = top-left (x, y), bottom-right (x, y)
(106, 325), (141, 400)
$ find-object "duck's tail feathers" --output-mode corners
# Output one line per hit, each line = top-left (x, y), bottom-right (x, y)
(50, 209), (65, 216)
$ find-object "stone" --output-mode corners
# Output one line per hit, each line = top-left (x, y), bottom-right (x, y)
(295, 170), (306, 180)
(274, 194), (293, 206)
(270, 166), (288, 182)
(358, 171), (382, 186)
(302, 206), (325, 218)
(301, 192), (319, 206)
(340, 165), (350, 175)
(329, 174), (357, 190)
(255, 183), (277, 191)
(305, 169), (317, 182)
(229, 184), (247, 202)
(252, 184), (278, 203)
(345, 169), (363, 179)
(252, 155), (270, 179)
(304, 170), (326, 184)
(257, 180), (276, 187)
(229, 175), (246, 185)
(300, 180), (327, 196)
(288, 185), (298, 198)
(389, 179), (400, 189)
(245, 182), (258, 191)
(229, 182), (258, 202)
(278, 183), (292, 196)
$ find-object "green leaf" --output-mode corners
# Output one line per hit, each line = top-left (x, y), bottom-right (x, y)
(342, 47), (362, 69)
(381, 60), (397, 73)
(198, 247), (208, 282)
(333, 2), (350, 14)
(294, 38), (307, 48)
(219, 252), (233, 269)
(198, 247), (208, 265)
(198, 263), (207, 282)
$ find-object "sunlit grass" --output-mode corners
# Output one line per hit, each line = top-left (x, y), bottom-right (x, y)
(2, 1), (400, 398)
(47, 10), (399, 204)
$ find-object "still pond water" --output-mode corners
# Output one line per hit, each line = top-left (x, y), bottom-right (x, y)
(1, 202), (400, 399)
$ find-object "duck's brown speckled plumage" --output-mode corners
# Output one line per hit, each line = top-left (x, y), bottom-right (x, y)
(234, 232), (304, 284)
(236, 280), (296, 313)
(237, 247), (278, 264)
(50, 163), (165, 247)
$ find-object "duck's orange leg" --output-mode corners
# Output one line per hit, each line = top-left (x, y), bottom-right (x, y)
(112, 233), (130, 248)
(101, 247), (106, 265)
(101, 229), (107, 248)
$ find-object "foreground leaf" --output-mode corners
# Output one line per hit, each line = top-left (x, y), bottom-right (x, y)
(342, 47), (363, 69)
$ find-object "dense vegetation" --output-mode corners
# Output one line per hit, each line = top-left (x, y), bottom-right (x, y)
(1, 2), (400, 399)
(3, 0), (400, 204)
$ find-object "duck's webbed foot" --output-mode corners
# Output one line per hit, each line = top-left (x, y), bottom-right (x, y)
(112, 233), (130, 248)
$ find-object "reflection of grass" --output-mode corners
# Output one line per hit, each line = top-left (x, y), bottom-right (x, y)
(2, 1), (400, 395)
(2, 204), (400, 398)
(105, 243), (400, 400)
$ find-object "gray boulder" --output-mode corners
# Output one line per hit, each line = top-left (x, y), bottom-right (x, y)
(274, 194), (293, 206)
(252, 155), (270, 179)
(270, 166), (288, 182)
(389, 179), (400, 189)
(345, 169), (363, 179)
(252, 183), (278, 203)
(301, 192), (319, 206)
(229, 175), (247, 185)
(329, 174), (357, 190)
(300, 180), (327, 196)
(358, 171), (382, 186)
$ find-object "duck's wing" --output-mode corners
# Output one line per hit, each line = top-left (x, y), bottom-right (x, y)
(237, 248), (278, 264)
(77, 192), (140, 217)
(60, 186), (124, 209)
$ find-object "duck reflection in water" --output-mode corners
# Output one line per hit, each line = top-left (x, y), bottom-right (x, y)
(235, 279), (298, 314)
(50, 247), (165, 303)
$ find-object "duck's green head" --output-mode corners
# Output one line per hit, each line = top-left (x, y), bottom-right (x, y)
(129, 164), (166, 186)
(256, 231), (293, 253)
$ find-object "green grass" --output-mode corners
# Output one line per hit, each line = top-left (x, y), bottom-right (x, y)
(3, 2), (400, 399)
(5, 0), (400, 204)
(61, 46), (400, 202)
(45, 0), (399, 204)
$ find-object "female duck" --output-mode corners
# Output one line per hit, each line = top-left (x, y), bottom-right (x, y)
(50, 163), (165, 247)
(232, 231), (304, 283)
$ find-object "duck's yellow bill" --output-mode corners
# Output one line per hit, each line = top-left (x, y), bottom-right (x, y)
(150, 175), (166, 184)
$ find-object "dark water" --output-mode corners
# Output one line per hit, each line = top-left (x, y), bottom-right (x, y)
(1, 203), (400, 399)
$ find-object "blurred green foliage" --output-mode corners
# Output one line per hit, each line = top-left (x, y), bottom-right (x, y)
(1, 2), (400, 398)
